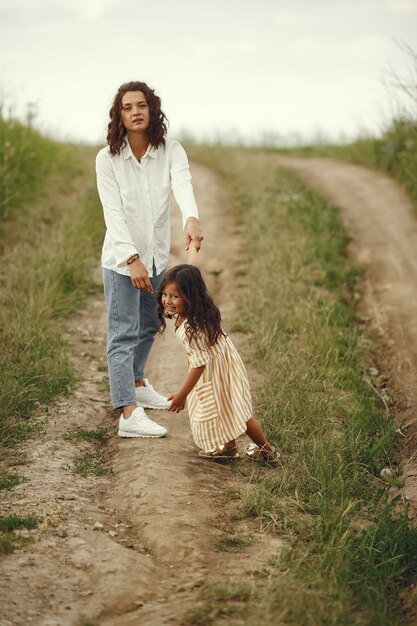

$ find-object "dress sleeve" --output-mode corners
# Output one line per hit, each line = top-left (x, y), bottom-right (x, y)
(187, 331), (213, 368)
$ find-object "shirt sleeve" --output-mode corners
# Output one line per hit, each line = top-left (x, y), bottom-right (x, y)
(96, 150), (138, 267)
(169, 142), (199, 230)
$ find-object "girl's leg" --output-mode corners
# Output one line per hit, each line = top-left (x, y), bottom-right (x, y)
(246, 418), (274, 452)
(103, 269), (139, 413)
(201, 420), (272, 453)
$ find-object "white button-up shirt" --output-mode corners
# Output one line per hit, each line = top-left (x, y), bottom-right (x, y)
(96, 138), (199, 277)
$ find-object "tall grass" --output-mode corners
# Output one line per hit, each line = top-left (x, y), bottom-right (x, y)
(185, 145), (417, 625)
(0, 114), (74, 224)
(0, 115), (104, 451)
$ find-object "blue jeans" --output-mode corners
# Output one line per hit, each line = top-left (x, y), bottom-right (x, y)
(103, 266), (165, 409)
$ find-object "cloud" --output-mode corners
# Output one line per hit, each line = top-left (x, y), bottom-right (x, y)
(383, 0), (417, 13)
(273, 10), (298, 25)
(0, 0), (121, 19)
(292, 36), (389, 57)
(291, 38), (318, 53)
(69, 0), (121, 20)
(345, 37), (390, 55)
(195, 40), (256, 59)
(0, 0), (40, 8)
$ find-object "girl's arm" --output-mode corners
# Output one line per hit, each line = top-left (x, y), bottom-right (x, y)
(168, 365), (205, 412)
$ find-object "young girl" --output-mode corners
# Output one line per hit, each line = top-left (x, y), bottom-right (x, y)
(157, 264), (279, 463)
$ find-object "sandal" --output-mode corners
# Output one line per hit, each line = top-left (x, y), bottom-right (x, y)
(245, 443), (281, 465)
(198, 445), (240, 463)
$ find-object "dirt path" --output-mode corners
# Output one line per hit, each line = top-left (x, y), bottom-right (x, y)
(3, 155), (417, 626)
(277, 156), (417, 512)
(0, 163), (277, 626)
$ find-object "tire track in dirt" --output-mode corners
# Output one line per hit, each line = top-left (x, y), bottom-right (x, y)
(277, 156), (417, 513)
(0, 162), (281, 626)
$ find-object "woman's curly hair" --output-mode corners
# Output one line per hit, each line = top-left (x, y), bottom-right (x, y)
(107, 81), (168, 156)
(156, 265), (225, 347)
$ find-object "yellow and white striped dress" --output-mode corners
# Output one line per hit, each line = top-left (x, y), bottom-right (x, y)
(175, 321), (252, 451)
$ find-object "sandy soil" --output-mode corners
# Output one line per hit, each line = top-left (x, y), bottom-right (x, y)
(0, 163), (280, 626)
(2, 155), (417, 626)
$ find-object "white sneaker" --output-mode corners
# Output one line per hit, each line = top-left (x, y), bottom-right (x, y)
(118, 407), (168, 438)
(135, 379), (171, 409)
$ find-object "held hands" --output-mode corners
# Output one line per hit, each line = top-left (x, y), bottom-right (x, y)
(129, 259), (153, 292)
(185, 217), (203, 252)
(168, 392), (187, 413)
(168, 367), (204, 412)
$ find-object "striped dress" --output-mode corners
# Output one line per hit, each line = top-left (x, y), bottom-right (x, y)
(175, 320), (252, 451)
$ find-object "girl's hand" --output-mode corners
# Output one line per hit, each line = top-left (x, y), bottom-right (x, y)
(168, 392), (186, 413)
(129, 259), (153, 293)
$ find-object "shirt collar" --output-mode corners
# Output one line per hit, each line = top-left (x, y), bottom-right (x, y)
(147, 145), (158, 159)
(123, 137), (158, 160)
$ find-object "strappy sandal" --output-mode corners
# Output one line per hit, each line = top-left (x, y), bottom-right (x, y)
(245, 443), (281, 465)
(198, 445), (240, 463)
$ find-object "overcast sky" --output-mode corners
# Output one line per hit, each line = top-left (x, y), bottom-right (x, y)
(1, 0), (417, 146)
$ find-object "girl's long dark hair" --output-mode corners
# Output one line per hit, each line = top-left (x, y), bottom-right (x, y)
(156, 265), (225, 346)
(107, 81), (168, 156)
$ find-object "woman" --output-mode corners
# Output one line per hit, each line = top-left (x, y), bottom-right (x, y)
(96, 81), (203, 438)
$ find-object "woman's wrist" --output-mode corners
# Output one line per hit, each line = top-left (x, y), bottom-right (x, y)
(126, 253), (140, 265)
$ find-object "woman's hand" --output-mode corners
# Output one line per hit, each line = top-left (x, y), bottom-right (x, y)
(129, 259), (153, 292)
(168, 392), (187, 413)
(185, 217), (203, 252)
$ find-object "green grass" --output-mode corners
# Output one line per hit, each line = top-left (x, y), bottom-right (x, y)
(215, 532), (252, 553)
(66, 428), (112, 479)
(0, 115), (74, 224)
(183, 584), (251, 626)
(0, 513), (42, 554)
(73, 450), (112, 477)
(0, 114), (104, 454)
(185, 144), (417, 625)
(207, 268), (223, 277)
(0, 469), (24, 490)
(0, 513), (41, 532)
(64, 427), (110, 444)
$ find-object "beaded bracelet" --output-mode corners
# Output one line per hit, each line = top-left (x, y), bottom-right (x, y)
(126, 253), (140, 265)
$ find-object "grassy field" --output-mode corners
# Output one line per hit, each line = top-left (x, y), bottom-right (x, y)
(185, 144), (417, 626)
(0, 116), (104, 454)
